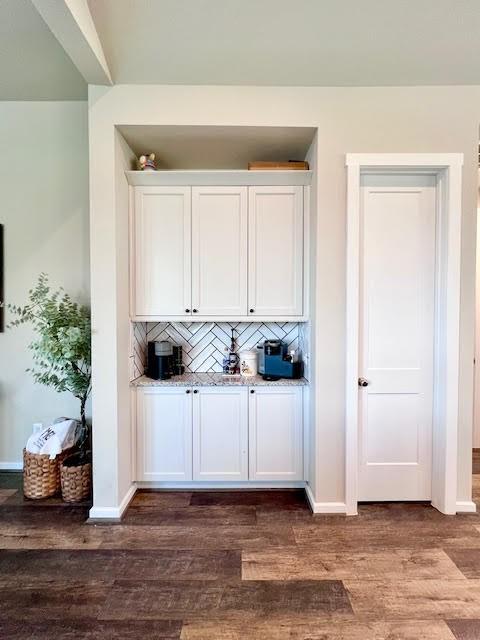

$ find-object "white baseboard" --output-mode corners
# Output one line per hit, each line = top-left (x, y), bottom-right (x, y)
(135, 481), (305, 490)
(456, 500), (477, 513)
(89, 484), (136, 520)
(0, 462), (22, 471)
(305, 485), (347, 514)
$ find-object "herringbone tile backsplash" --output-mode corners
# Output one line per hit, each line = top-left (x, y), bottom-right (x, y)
(130, 321), (309, 379)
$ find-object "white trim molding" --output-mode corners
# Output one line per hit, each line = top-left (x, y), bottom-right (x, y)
(456, 501), (477, 513)
(125, 169), (312, 187)
(136, 481), (306, 490)
(0, 462), (23, 471)
(89, 484), (136, 520)
(305, 485), (347, 514)
(345, 152), (464, 517)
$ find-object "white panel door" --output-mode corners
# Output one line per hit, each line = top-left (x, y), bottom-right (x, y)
(136, 387), (192, 481)
(133, 186), (191, 316)
(248, 186), (303, 316)
(358, 182), (436, 501)
(192, 187), (247, 316)
(249, 387), (303, 481)
(193, 387), (248, 480)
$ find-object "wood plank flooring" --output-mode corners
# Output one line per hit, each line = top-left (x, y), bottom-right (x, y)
(2, 457), (480, 639)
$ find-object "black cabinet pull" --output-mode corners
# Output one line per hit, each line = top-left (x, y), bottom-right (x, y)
(250, 389), (255, 394)
(185, 389), (191, 394)
(185, 308), (190, 313)
(193, 389), (198, 394)
(249, 308), (254, 313)
(193, 309), (198, 313)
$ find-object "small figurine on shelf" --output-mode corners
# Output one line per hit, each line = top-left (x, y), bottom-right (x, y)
(138, 153), (156, 171)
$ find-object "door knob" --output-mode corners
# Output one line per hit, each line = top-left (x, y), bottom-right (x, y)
(358, 377), (369, 387)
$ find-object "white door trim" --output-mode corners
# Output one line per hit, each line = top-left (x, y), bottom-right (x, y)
(345, 153), (464, 516)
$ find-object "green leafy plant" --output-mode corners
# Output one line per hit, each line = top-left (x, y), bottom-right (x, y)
(3, 273), (91, 457)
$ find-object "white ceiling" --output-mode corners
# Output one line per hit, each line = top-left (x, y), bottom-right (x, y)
(88, 0), (480, 87)
(117, 125), (316, 170)
(0, 0), (86, 100)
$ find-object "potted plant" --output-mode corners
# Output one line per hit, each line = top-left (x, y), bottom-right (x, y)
(4, 273), (92, 501)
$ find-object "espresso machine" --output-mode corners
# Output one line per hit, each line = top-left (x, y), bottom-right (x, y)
(259, 339), (303, 380)
(147, 341), (184, 380)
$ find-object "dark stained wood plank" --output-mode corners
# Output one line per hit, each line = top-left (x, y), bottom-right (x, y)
(0, 505), (89, 525)
(445, 549), (480, 579)
(242, 548), (465, 581)
(0, 619), (182, 640)
(0, 549), (240, 582)
(0, 523), (105, 549)
(189, 490), (307, 508)
(447, 619), (480, 640)
(96, 524), (296, 550)
(100, 579), (353, 620)
(293, 522), (480, 551)
(0, 471), (22, 490)
(0, 579), (110, 620)
(472, 449), (480, 475)
(0, 489), (16, 505)
(123, 505), (256, 526)
(180, 619), (456, 639)
(344, 579), (480, 619)
(131, 490), (192, 508)
(0, 521), (295, 550)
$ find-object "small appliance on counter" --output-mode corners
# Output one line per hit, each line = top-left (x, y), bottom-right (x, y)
(222, 328), (240, 377)
(259, 339), (303, 381)
(147, 340), (184, 380)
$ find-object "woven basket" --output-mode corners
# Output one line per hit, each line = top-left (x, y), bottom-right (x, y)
(60, 461), (91, 503)
(23, 448), (71, 499)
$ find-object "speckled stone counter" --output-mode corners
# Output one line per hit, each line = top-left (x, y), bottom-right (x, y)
(131, 373), (309, 387)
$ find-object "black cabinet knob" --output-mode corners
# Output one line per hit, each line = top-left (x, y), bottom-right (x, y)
(250, 389), (255, 394)
(193, 309), (198, 313)
(185, 389), (191, 394)
(249, 309), (254, 313)
(193, 389), (198, 394)
(185, 308), (190, 313)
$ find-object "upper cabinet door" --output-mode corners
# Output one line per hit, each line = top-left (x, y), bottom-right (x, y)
(133, 187), (191, 316)
(192, 187), (247, 316)
(248, 186), (304, 316)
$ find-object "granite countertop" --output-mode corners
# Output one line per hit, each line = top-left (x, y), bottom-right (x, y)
(131, 373), (309, 387)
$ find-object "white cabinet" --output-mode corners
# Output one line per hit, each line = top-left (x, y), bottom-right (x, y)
(248, 186), (304, 316)
(136, 387), (192, 481)
(192, 187), (247, 316)
(130, 181), (306, 320)
(192, 387), (248, 480)
(248, 386), (303, 481)
(132, 187), (191, 317)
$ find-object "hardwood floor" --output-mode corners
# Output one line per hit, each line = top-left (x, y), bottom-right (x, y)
(2, 465), (480, 639)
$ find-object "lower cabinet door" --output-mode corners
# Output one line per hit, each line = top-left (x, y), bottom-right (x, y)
(248, 387), (303, 481)
(136, 387), (193, 481)
(193, 387), (248, 481)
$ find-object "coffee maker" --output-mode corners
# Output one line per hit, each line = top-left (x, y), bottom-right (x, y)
(147, 341), (183, 380)
(260, 339), (303, 380)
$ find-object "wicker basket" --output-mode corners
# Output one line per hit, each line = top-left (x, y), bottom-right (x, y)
(23, 448), (68, 499)
(60, 460), (91, 503)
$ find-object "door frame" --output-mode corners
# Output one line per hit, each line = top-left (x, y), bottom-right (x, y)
(345, 153), (464, 516)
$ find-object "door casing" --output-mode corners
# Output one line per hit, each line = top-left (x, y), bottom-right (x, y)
(345, 153), (464, 515)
